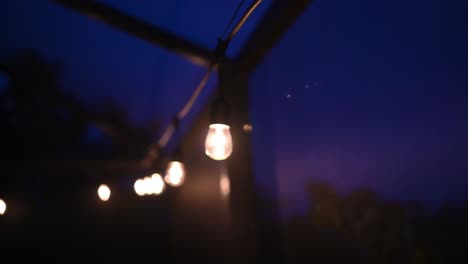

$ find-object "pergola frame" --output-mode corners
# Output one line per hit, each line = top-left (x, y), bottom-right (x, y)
(52, 0), (314, 261)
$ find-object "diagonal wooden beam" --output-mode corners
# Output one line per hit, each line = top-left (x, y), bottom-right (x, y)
(53, 0), (213, 67)
(234, 0), (313, 74)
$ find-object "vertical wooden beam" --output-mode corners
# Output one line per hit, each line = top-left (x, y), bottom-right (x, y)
(221, 69), (284, 263)
(219, 63), (257, 263)
(226, 1), (314, 261)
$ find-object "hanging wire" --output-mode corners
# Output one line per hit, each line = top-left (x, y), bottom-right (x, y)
(150, 64), (214, 152)
(176, 64), (216, 121)
(226, 0), (263, 42)
(222, 0), (248, 39)
(142, 0), (263, 167)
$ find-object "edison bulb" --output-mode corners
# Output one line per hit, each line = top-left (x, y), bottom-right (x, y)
(98, 184), (111, 202)
(205, 124), (233, 160)
(134, 179), (145, 196)
(150, 174), (165, 195)
(142, 176), (152, 195)
(220, 174), (230, 197)
(0, 199), (6, 215)
(165, 161), (185, 187)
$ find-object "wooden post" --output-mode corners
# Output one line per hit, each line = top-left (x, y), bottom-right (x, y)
(219, 63), (258, 263)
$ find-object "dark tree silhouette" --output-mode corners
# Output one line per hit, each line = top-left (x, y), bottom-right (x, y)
(0, 50), (170, 262)
(0, 50), (162, 213)
(272, 181), (468, 263)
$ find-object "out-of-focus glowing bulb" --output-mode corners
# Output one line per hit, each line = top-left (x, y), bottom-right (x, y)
(151, 174), (165, 195)
(134, 174), (165, 196)
(134, 179), (145, 196)
(0, 199), (6, 215)
(165, 161), (185, 187)
(220, 174), (230, 197)
(142, 176), (152, 195)
(98, 184), (111, 202)
(205, 124), (233, 160)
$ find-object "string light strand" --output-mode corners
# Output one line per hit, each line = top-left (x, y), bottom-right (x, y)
(142, 0), (263, 166)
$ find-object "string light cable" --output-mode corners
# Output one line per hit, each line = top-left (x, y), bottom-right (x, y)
(142, 0), (263, 166)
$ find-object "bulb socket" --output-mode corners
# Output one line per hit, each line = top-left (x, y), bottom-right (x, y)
(210, 95), (231, 125)
(172, 145), (184, 163)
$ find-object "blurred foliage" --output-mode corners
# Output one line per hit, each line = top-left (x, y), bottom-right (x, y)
(0, 50), (161, 199)
(276, 181), (468, 263)
(0, 50), (160, 160)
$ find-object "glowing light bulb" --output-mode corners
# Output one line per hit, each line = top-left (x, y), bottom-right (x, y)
(134, 179), (145, 196)
(98, 184), (111, 202)
(151, 174), (165, 195)
(205, 124), (233, 160)
(165, 161), (185, 187)
(220, 173), (230, 197)
(142, 176), (152, 195)
(0, 199), (6, 215)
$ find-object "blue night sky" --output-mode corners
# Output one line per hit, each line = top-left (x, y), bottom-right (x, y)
(2, 0), (468, 216)
(0, 0), (269, 124)
(251, 0), (468, 214)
